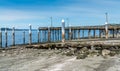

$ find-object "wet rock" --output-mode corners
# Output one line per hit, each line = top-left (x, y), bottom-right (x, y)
(102, 49), (110, 57)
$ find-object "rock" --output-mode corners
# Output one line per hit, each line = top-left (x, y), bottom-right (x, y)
(102, 49), (110, 57)
(76, 54), (87, 59)
(25, 45), (34, 48)
(65, 50), (74, 56)
(2, 50), (5, 53)
(88, 50), (100, 57)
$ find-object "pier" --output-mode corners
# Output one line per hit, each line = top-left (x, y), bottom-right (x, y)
(0, 23), (120, 48)
(38, 24), (120, 42)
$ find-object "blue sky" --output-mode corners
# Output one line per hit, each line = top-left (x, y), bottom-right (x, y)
(0, 0), (120, 29)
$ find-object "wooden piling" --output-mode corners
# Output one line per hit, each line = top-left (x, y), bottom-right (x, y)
(116, 29), (119, 38)
(77, 30), (80, 39)
(88, 29), (91, 38)
(61, 19), (65, 42)
(55, 29), (57, 41)
(115, 29), (117, 38)
(0, 28), (2, 48)
(12, 27), (15, 46)
(57, 29), (59, 41)
(113, 29), (115, 38)
(105, 23), (108, 39)
(5, 28), (7, 47)
(82, 30), (84, 38)
(23, 31), (25, 44)
(48, 27), (51, 42)
(45, 30), (47, 42)
(29, 24), (32, 45)
(93, 30), (96, 38)
(105, 13), (108, 39)
(99, 30), (102, 38)
(69, 27), (72, 40)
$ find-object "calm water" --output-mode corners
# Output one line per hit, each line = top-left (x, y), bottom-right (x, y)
(1, 30), (100, 47)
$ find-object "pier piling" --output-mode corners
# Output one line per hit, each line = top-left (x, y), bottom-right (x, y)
(61, 19), (65, 42)
(29, 24), (32, 45)
(12, 27), (15, 46)
(88, 29), (91, 38)
(5, 28), (7, 47)
(48, 27), (51, 42)
(23, 31), (25, 44)
(38, 29), (40, 43)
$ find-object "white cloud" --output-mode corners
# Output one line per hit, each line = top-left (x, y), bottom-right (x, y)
(0, 8), (45, 21)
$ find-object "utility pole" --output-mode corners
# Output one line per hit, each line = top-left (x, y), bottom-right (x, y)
(66, 18), (69, 27)
(50, 17), (52, 27)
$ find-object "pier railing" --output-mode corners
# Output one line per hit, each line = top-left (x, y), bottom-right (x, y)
(0, 24), (120, 48)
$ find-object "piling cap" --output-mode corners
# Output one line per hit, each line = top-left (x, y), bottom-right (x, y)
(62, 19), (65, 23)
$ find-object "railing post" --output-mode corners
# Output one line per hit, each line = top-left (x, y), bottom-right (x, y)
(48, 27), (51, 42)
(12, 26), (15, 46)
(0, 28), (2, 48)
(23, 31), (25, 44)
(29, 24), (32, 45)
(61, 19), (65, 43)
(5, 28), (7, 47)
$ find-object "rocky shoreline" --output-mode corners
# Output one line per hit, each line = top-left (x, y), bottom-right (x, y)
(0, 40), (120, 71)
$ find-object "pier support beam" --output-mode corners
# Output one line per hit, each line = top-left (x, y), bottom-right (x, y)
(0, 28), (2, 48)
(12, 27), (15, 46)
(29, 24), (32, 45)
(61, 19), (65, 43)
